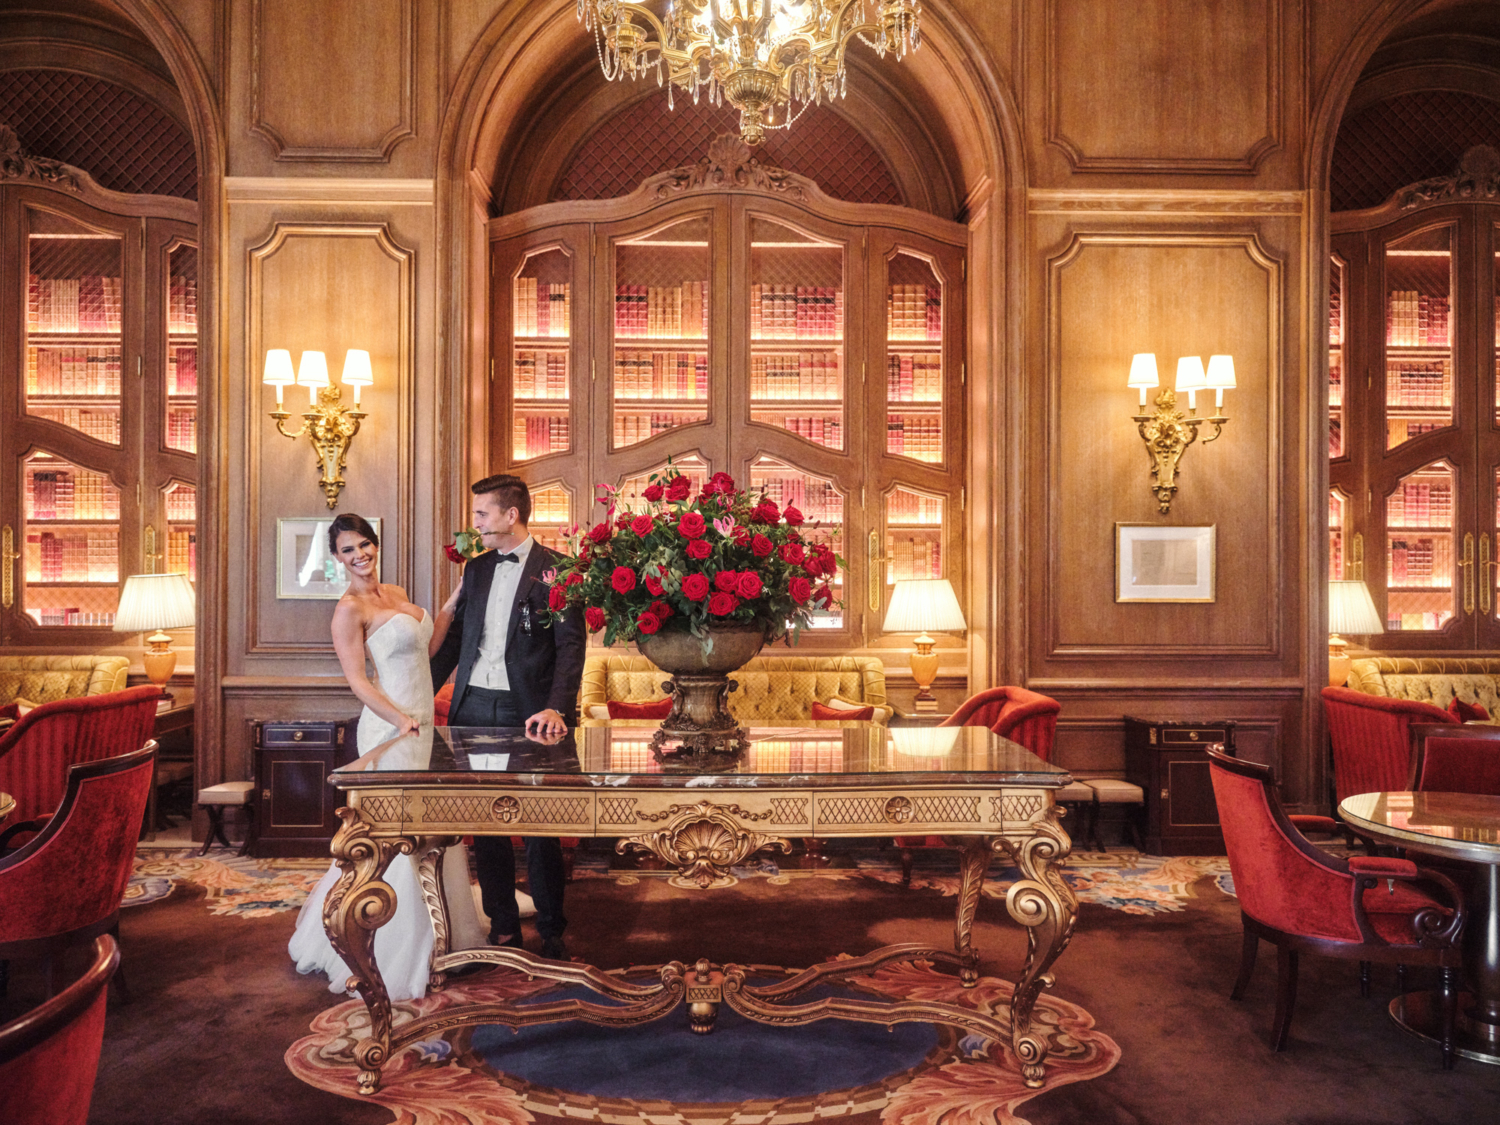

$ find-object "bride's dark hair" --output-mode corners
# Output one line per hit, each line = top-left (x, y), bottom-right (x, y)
(328, 513), (380, 555)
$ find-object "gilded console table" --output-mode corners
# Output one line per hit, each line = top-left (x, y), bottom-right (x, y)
(324, 723), (1077, 1095)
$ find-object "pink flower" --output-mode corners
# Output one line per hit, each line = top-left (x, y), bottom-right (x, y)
(687, 537), (712, 560)
(736, 572), (763, 598)
(642, 483), (664, 502)
(636, 611), (661, 635)
(751, 534), (774, 558)
(548, 584), (568, 611)
(783, 505), (804, 526)
(713, 570), (739, 593)
(610, 566), (636, 594)
(708, 591), (739, 616)
(682, 573), (711, 600)
(631, 513), (654, 537)
(789, 576), (812, 604)
(713, 516), (735, 538)
(542, 567), (558, 583)
(585, 606), (606, 632)
(678, 511), (706, 539)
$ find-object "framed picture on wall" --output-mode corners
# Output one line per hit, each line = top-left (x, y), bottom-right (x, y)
(276, 517), (382, 599)
(1115, 524), (1215, 603)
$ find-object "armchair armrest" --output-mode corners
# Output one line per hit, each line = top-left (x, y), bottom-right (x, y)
(1346, 858), (1466, 949)
(1347, 855), (1417, 877)
(0, 816), (47, 852)
(1288, 814), (1340, 834)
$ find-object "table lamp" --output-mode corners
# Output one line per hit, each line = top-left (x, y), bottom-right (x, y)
(884, 578), (966, 712)
(114, 572), (196, 699)
(1328, 578), (1384, 687)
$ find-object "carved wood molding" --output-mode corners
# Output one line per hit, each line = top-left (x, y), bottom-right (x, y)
(1029, 189), (1305, 216)
(248, 0), (416, 163)
(646, 134), (816, 202)
(1043, 0), (1282, 175)
(0, 123), (81, 190)
(1397, 145), (1500, 211)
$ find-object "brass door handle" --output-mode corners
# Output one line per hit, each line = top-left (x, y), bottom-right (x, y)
(1483, 533), (1495, 615)
(1463, 532), (1475, 616)
(867, 530), (886, 613)
(1351, 532), (1364, 582)
(1, 525), (15, 609)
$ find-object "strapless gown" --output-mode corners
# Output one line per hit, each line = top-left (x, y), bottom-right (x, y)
(287, 609), (488, 1000)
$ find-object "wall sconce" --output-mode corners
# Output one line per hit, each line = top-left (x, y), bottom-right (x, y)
(263, 349), (369, 509)
(1129, 352), (1234, 514)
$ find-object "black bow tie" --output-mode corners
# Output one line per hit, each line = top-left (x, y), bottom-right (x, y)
(495, 552), (520, 564)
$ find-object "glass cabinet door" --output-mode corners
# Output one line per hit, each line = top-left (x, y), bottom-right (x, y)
(1329, 255), (1345, 460)
(747, 215), (844, 450)
(1384, 460), (1456, 632)
(610, 215), (711, 450)
(526, 482), (574, 553)
(511, 245), (575, 462)
(884, 250), (946, 465)
(25, 209), (124, 446)
(749, 455), (844, 629)
(163, 481), (196, 583)
(22, 451), (121, 626)
(1330, 489), (1349, 581)
(1384, 225), (1455, 451)
(165, 243), (198, 453)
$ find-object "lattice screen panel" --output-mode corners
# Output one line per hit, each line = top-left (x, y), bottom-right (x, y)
(1332, 91), (1500, 213)
(0, 70), (197, 200)
(554, 97), (902, 206)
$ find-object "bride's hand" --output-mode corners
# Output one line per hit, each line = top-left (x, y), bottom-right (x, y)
(394, 713), (421, 736)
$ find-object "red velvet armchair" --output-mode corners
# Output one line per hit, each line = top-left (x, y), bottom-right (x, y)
(1320, 686), (1456, 805)
(0, 685), (162, 850)
(1208, 747), (1465, 1065)
(0, 935), (118, 1125)
(895, 686), (1062, 885)
(1409, 725), (1500, 796)
(0, 745), (155, 1000)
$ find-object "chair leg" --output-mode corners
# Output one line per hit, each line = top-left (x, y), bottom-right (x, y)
(1440, 966), (1458, 1070)
(1231, 927), (1259, 1000)
(236, 803), (257, 858)
(1360, 959), (1371, 999)
(1271, 946), (1299, 1051)
(900, 847), (914, 888)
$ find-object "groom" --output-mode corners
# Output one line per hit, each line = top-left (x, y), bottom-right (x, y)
(430, 473), (585, 959)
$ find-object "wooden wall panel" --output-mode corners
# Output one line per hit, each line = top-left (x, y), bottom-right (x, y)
(1047, 233), (1281, 657)
(246, 222), (414, 651)
(1045, 0), (1280, 173)
(250, 0), (414, 161)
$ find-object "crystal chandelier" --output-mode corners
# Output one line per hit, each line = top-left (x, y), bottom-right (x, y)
(577, 0), (922, 145)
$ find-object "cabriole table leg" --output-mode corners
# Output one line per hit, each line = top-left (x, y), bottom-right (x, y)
(955, 836), (994, 986)
(995, 810), (1078, 1088)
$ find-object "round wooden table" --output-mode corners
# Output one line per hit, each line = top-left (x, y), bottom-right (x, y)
(1340, 791), (1500, 1065)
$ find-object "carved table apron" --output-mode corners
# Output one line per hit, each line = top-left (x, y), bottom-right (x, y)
(323, 723), (1078, 1095)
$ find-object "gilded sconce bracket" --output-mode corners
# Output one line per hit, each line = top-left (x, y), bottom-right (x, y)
(1132, 389), (1228, 515)
(271, 384), (365, 509)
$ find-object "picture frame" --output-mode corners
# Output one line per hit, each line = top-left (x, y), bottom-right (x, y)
(276, 517), (382, 599)
(1115, 523), (1216, 603)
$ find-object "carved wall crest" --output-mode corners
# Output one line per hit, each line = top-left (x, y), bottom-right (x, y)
(652, 133), (810, 201)
(1398, 145), (1500, 211)
(0, 124), (81, 190)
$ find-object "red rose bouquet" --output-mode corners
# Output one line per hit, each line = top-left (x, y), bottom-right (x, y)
(445, 527), (486, 564)
(542, 468), (841, 648)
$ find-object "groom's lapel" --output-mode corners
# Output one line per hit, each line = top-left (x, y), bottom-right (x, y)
(467, 552), (497, 653)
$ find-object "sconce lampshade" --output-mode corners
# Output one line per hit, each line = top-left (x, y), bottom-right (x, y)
(1174, 355), (1207, 393)
(1327, 578), (1384, 687)
(262, 349), (295, 386)
(1205, 354), (1237, 390)
(296, 350), (329, 389)
(1128, 353), (1160, 390)
(883, 578), (967, 635)
(341, 349), (373, 387)
(113, 572), (196, 697)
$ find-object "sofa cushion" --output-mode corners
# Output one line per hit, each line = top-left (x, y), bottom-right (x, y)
(1448, 697), (1490, 723)
(607, 698), (672, 720)
(0, 656), (130, 706)
(811, 700), (873, 721)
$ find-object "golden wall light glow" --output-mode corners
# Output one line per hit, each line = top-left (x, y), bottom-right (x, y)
(264, 349), (369, 509)
(1130, 353), (1233, 515)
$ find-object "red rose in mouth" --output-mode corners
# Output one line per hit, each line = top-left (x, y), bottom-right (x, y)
(444, 544), (464, 564)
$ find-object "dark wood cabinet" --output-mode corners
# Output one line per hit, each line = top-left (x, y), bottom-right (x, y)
(252, 719), (355, 856)
(1124, 716), (1236, 855)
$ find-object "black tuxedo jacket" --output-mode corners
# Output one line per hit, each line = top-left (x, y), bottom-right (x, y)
(429, 542), (585, 726)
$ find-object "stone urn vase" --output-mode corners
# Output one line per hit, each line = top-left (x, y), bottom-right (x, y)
(635, 623), (767, 757)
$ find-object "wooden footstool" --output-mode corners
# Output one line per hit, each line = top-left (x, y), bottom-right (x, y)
(197, 781), (256, 856)
(1084, 779), (1145, 850)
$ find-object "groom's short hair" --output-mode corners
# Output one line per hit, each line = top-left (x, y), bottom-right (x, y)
(472, 473), (531, 525)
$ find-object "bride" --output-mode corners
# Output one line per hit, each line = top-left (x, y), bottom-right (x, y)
(288, 513), (487, 1000)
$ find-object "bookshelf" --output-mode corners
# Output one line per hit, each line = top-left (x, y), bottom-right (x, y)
(490, 166), (965, 647)
(0, 179), (197, 641)
(1330, 183), (1500, 652)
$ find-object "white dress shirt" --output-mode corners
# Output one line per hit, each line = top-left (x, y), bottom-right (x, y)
(470, 535), (533, 690)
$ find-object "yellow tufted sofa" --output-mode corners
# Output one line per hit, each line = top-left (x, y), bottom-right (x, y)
(579, 652), (891, 726)
(1347, 657), (1500, 714)
(0, 655), (131, 706)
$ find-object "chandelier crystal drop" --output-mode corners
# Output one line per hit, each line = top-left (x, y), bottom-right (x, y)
(577, 0), (921, 145)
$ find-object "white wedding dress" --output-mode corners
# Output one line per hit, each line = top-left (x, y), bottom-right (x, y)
(288, 609), (488, 1000)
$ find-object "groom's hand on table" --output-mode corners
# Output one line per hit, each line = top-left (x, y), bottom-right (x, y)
(525, 709), (567, 740)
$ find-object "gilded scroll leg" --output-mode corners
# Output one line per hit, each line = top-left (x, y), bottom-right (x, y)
(995, 809), (1077, 1089)
(955, 836), (993, 987)
(417, 836), (460, 992)
(324, 807), (417, 1096)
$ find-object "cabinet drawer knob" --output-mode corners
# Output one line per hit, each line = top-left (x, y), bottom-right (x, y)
(1161, 788), (1170, 800)
(293, 731), (304, 741)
